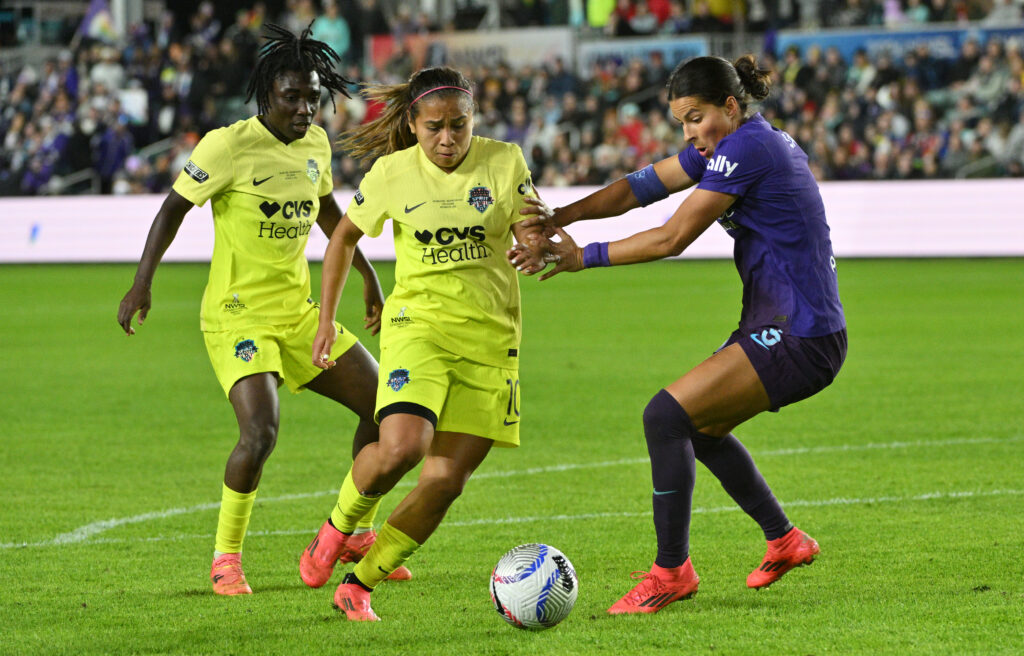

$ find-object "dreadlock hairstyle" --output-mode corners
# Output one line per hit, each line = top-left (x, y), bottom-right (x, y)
(245, 22), (353, 115)
(339, 67), (474, 164)
(667, 55), (772, 116)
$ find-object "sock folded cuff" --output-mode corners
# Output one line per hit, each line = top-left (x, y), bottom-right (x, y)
(354, 521), (421, 589)
(222, 483), (258, 501)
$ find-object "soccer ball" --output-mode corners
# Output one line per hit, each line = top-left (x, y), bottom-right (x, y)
(489, 543), (578, 630)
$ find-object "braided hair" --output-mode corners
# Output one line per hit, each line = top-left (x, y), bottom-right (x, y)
(245, 22), (353, 115)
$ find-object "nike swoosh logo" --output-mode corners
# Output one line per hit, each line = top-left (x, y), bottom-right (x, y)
(253, 176), (273, 186)
(378, 566), (389, 574)
(503, 419), (519, 426)
(405, 202), (426, 213)
(653, 489), (678, 495)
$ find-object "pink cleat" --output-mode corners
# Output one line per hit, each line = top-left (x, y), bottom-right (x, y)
(747, 526), (820, 589)
(300, 521), (411, 587)
(607, 559), (700, 614)
(210, 553), (252, 596)
(333, 573), (380, 621)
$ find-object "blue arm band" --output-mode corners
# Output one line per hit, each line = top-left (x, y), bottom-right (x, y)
(582, 242), (611, 268)
(625, 164), (670, 207)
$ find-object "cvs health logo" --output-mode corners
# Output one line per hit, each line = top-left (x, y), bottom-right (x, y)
(414, 225), (485, 245)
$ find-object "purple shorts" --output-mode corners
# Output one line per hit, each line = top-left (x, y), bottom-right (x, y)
(722, 327), (847, 412)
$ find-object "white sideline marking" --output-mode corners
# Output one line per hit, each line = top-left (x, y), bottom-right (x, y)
(2, 435), (1020, 550)
(5, 488), (1022, 549)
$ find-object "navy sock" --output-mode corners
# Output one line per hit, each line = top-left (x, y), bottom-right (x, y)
(690, 433), (792, 540)
(642, 390), (696, 569)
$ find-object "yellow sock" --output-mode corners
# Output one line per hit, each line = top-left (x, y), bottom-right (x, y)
(353, 521), (421, 589)
(355, 498), (381, 533)
(330, 469), (381, 533)
(214, 484), (258, 554)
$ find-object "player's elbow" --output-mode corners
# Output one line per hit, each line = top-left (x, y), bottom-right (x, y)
(652, 230), (689, 259)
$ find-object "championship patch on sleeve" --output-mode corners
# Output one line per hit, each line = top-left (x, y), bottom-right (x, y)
(354, 189), (365, 205)
(184, 160), (209, 183)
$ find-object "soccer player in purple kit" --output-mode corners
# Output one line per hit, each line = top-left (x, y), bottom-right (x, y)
(510, 55), (847, 614)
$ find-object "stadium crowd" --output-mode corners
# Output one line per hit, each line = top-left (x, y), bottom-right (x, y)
(1, 0), (1023, 196)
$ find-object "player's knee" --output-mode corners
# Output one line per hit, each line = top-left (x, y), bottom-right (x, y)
(378, 440), (427, 476)
(238, 422), (278, 461)
(643, 389), (692, 436)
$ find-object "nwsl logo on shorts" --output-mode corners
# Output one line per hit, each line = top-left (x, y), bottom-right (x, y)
(750, 328), (782, 350)
(234, 339), (259, 362)
(387, 368), (411, 391)
(467, 186), (494, 213)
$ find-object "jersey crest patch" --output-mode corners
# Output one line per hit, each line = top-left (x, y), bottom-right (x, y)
(387, 368), (411, 392)
(185, 160), (209, 183)
(306, 159), (320, 185)
(234, 339), (259, 362)
(467, 186), (494, 213)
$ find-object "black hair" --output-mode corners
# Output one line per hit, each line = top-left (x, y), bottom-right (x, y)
(667, 55), (772, 115)
(245, 22), (353, 115)
(339, 67), (474, 163)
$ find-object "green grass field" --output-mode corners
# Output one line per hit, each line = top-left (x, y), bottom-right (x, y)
(1, 258), (1022, 655)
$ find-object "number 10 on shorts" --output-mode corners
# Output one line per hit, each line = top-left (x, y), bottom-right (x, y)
(504, 378), (520, 426)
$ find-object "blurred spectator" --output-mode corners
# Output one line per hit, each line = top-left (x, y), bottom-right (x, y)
(607, 0), (638, 36)
(983, 0), (1022, 24)
(660, 0), (691, 33)
(628, 1), (661, 34)
(312, 1), (352, 62)
(965, 55), (1010, 109)
(94, 115), (134, 193)
(547, 57), (580, 97)
(281, 0), (318, 35)
(1003, 109), (1024, 176)
(690, 0), (728, 32)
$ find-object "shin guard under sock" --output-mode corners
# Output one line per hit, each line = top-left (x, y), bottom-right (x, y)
(643, 389), (697, 569)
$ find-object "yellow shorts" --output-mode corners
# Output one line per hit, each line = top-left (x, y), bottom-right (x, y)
(377, 338), (521, 447)
(203, 302), (359, 397)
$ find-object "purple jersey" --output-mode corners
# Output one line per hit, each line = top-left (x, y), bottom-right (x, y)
(678, 113), (845, 337)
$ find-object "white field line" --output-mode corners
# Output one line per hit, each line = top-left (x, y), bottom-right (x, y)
(8, 488), (1023, 549)
(2, 435), (1021, 550)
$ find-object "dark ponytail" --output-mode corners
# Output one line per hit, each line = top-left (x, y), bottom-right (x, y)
(667, 54), (772, 114)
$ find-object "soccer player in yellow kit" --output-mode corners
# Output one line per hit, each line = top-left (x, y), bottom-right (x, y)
(297, 66), (547, 621)
(116, 24), (405, 595)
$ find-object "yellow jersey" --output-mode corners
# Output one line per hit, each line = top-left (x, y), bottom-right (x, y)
(347, 136), (536, 367)
(172, 116), (333, 331)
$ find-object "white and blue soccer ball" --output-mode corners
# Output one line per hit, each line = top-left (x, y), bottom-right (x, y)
(490, 543), (579, 630)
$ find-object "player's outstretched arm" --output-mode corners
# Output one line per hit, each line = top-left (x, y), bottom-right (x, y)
(314, 215), (364, 369)
(317, 193), (384, 335)
(533, 188), (736, 281)
(117, 189), (193, 335)
(606, 188), (735, 266)
(518, 154), (696, 232)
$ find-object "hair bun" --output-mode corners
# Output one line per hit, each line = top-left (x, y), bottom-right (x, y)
(734, 55), (771, 101)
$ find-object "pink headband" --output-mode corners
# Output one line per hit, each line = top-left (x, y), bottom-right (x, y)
(410, 85), (473, 106)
